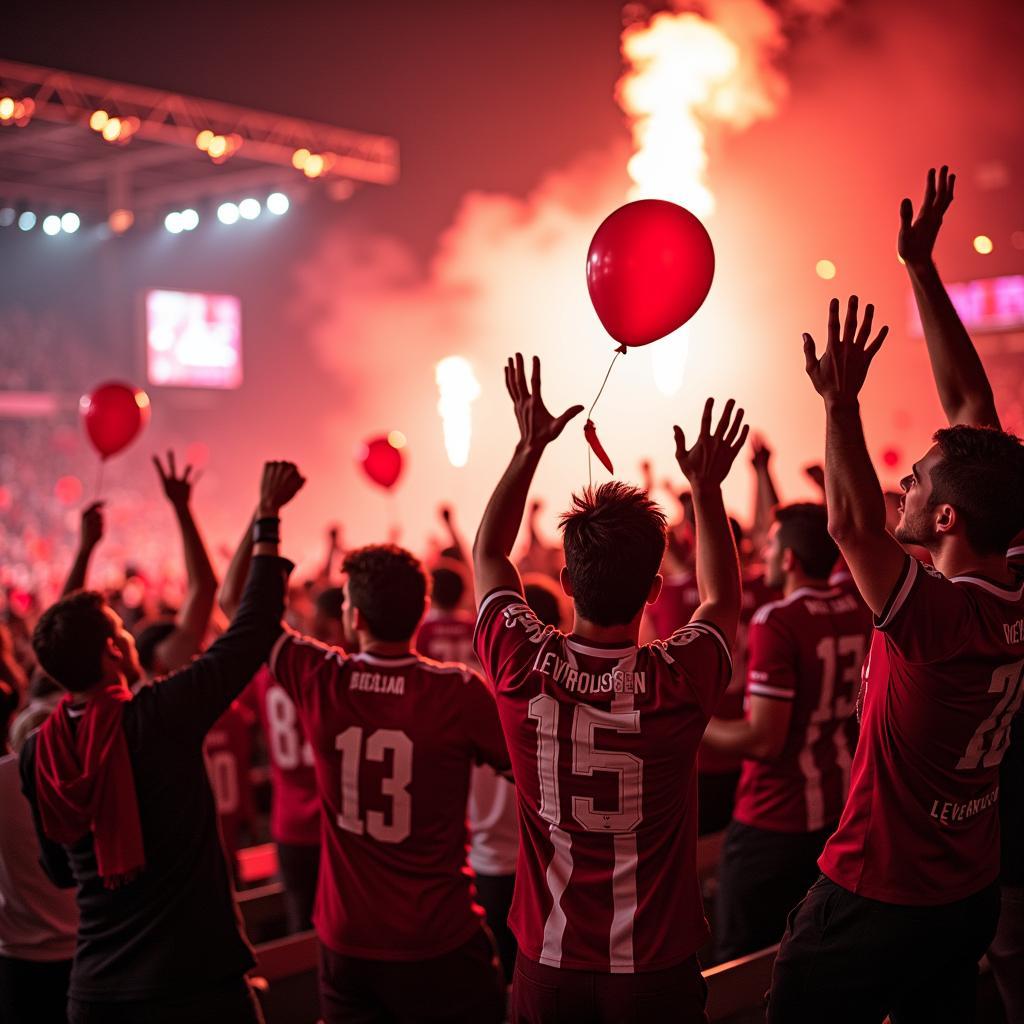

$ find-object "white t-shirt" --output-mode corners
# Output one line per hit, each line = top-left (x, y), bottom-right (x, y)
(0, 752), (78, 961)
(467, 765), (518, 877)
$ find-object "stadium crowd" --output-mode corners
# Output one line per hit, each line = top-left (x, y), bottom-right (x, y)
(1, 169), (1022, 1024)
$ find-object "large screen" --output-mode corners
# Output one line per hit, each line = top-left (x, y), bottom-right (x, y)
(145, 289), (243, 389)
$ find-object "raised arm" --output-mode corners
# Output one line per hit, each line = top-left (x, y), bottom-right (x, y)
(473, 354), (583, 601)
(674, 398), (748, 645)
(439, 505), (469, 564)
(218, 519), (254, 622)
(61, 501), (104, 597)
(150, 452), (218, 671)
(899, 166), (999, 429)
(749, 434), (781, 549)
(804, 296), (905, 615)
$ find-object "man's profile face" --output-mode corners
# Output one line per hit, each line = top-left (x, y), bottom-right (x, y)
(102, 606), (142, 685)
(893, 445), (941, 547)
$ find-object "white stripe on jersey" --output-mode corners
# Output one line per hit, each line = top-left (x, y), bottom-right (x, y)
(566, 638), (637, 658)
(609, 832), (639, 973)
(477, 588), (524, 618)
(947, 575), (1024, 600)
(876, 559), (919, 628)
(352, 652), (419, 668)
(539, 824), (573, 967)
(748, 683), (797, 700)
(268, 628), (294, 677)
(751, 586), (841, 626)
(798, 722), (825, 831)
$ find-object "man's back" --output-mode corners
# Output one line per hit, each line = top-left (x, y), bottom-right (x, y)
(735, 585), (872, 832)
(269, 633), (509, 959)
(821, 559), (1024, 903)
(475, 588), (732, 972)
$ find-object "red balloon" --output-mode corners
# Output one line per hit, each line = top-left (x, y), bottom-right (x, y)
(586, 199), (715, 348)
(881, 447), (901, 468)
(358, 435), (405, 490)
(80, 382), (151, 460)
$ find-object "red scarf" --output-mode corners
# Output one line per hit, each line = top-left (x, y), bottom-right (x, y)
(34, 685), (145, 888)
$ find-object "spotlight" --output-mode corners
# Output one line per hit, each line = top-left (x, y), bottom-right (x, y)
(42, 215), (62, 236)
(108, 208), (134, 234)
(90, 109), (109, 131)
(217, 202), (240, 225)
(303, 154), (326, 179)
(18, 211), (36, 231)
(815, 259), (837, 280)
(973, 234), (993, 255)
(291, 148), (310, 170)
(101, 117), (122, 142)
(179, 208), (199, 231)
(0, 97), (14, 120)
(266, 192), (290, 215)
(238, 198), (261, 220)
(195, 129), (214, 151)
(60, 212), (81, 234)
(164, 211), (184, 234)
(0, 207), (15, 228)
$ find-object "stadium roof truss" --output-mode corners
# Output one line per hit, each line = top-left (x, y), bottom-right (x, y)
(0, 59), (399, 220)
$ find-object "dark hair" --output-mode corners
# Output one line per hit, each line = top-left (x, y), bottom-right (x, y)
(524, 576), (563, 628)
(559, 482), (667, 626)
(930, 426), (1024, 554)
(775, 503), (839, 580)
(314, 586), (345, 620)
(1, 680), (18, 747)
(342, 545), (429, 642)
(135, 619), (176, 672)
(32, 591), (114, 693)
(431, 562), (467, 611)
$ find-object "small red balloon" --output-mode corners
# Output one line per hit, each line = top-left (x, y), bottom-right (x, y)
(882, 447), (901, 468)
(358, 435), (405, 490)
(80, 382), (151, 460)
(586, 199), (715, 348)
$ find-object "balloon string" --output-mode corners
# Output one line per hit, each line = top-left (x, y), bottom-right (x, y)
(95, 458), (105, 500)
(586, 347), (624, 489)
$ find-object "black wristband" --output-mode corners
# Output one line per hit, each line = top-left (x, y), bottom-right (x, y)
(252, 516), (281, 545)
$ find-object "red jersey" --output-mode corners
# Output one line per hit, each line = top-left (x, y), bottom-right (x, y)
(245, 666), (320, 846)
(820, 557), (1024, 904)
(415, 610), (477, 668)
(475, 588), (732, 973)
(204, 700), (256, 861)
(269, 632), (510, 960)
(733, 585), (872, 833)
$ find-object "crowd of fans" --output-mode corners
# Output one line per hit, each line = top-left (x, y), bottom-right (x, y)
(0, 167), (1022, 1024)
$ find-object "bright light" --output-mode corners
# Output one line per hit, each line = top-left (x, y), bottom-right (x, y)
(18, 211), (36, 231)
(101, 117), (122, 142)
(291, 148), (310, 170)
(217, 202), (240, 225)
(973, 234), (994, 255)
(109, 208), (134, 234)
(238, 198), (261, 220)
(303, 154), (326, 178)
(388, 430), (408, 450)
(435, 356), (481, 467)
(164, 211), (183, 234)
(0, 97), (14, 120)
(89, 109), (109, 131)
(651, 329), (690, 396)
(266, 192), (290, 215)
(195, 129), (214, 151)
(60, 212), (80, 234)
(179, 208), (199, 231)
(42, 215), (62, 236)
(816, 259), (837, 280)
(207, 135), (228, 159)
(0, 208), (14, 228)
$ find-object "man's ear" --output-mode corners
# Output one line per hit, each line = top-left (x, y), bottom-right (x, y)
(559, 565), (574, 598)
(102, 635), (123, 666)
(646, 572), (663, 605)
(352, 606), (369, 633)
(934, 503), (956, 536)
(781, 547), (797, 574)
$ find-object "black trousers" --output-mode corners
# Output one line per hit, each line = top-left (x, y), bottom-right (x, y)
(276, 840), (321, 934)
(67, 976), (264, 1024)
(697, 770), (739, 836)
(0, 954), (72, 1024)
(714, 818), (835, 963)
(474, 872), (518, 983)
(768, 874), (1001, 1024)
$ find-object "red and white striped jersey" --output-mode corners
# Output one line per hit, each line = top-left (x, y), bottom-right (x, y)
(820, 557), (1024, 904)
(269, 631), (510, 960)
(732, 585), (872, 833)
(475, 588), (732, 973)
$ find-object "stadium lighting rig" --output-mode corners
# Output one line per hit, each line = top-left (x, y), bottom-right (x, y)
(0, 59), (399, 237)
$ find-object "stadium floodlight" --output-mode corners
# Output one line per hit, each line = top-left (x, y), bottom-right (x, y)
(0, 208), (15, 228)
(180, 208), (200, 231)
(266, 192), (290, 215)
(238, 198), (261, 220)
(61, 212), (81, 234)
(17, 211), (36, 231)
(217, 202), (240, 225)
(164, 211), (184, 234)
(42, 215), (62, 236)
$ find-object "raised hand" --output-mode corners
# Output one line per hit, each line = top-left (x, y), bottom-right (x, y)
(505, 353), (584, 451)
(153, 451), (195, 509)
(803, 296), (889, 406)
(750, 433), (772, 471)
(80, 500), (105, 549)
(258, 461), (306, 516)
(674, 398), (749, 489)
(899, 166), (955, 269)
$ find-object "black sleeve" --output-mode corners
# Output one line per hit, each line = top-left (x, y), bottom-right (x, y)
(19, 735), (76, 889)
(142, 555), (292, 743)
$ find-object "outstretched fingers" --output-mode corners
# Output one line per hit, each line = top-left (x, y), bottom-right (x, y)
(723, 405), (746, 447)
(802, 333), (819, 375)
(699, 397), (714, 439)
(714, 398), (736, 439)
(854, 303), (875, 347)
(514, 352), (529, 399)
(842, 295), (859, 346)
(864, 324), (889, 361)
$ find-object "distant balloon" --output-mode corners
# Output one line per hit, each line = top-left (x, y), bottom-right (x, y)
(881, 447), (901, 468)
(80, 382), (151, 460)
(586, 199), (715, 348)
(358, 434), (405, 490)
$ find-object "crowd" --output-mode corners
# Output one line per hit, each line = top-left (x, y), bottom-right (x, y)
(1, 167), (1022, 1024)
